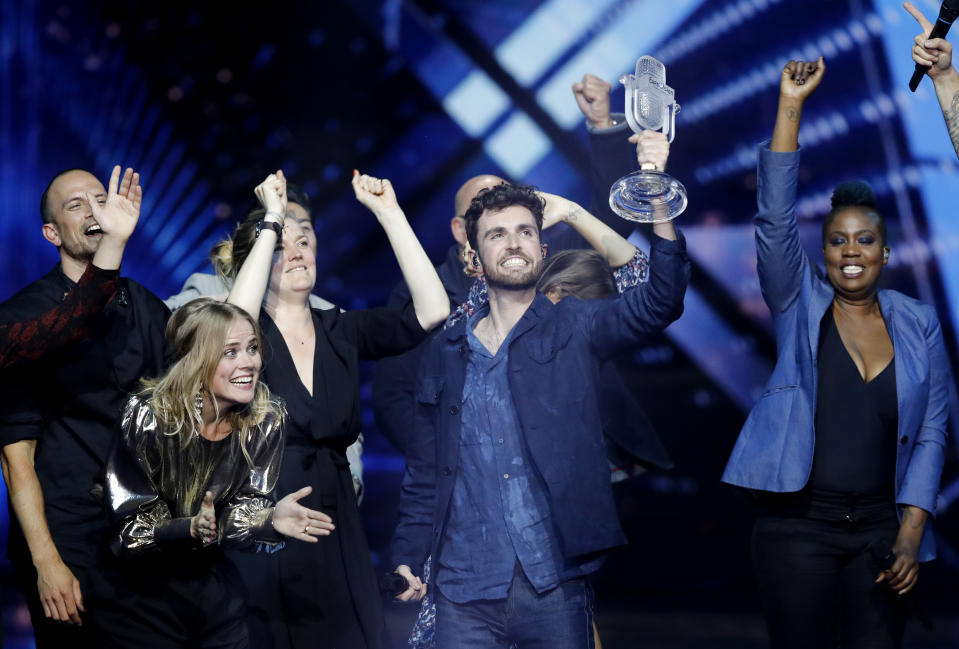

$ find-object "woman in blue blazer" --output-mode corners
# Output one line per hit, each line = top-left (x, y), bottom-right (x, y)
(721, 58), (951, 648)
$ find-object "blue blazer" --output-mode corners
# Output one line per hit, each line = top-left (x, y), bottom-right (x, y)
(392, 234), (690, 573)
(721, 145), (951, 561)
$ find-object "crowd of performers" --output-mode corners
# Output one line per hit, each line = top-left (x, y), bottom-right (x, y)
(1, 7), (957, 648)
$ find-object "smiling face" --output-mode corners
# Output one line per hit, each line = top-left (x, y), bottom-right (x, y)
(475, 205), (544, 291)
(211, 317), (262, 412)
(822, 206), (888, 302)
(268, 218), (316, 299)
(42, 170), (107, 263)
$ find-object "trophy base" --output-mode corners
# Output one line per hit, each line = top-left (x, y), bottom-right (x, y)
(609, 171), (687, 224)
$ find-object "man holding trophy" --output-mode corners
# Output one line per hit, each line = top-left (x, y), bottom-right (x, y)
(390, 54), (691, 649)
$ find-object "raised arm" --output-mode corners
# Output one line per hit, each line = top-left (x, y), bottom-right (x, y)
(586, 230), (690, 359)
(756, 58), (825, 314)
(351, 172), (449, 331)
(905, 1), (959, 159)
(550, 73), (637, 252)
(539, 192), (639, 268)
(87, 165), (142, 271)
(0, 166), (142, 368)
(771, 57), (825, 152)
(632, 130), (679, 242)
(572, 73), (615, 129)
(228, 172), (287, 319)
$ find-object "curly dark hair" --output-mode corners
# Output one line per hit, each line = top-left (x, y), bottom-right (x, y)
(822, 180), (886, 245)
(463, 182), (545, 251)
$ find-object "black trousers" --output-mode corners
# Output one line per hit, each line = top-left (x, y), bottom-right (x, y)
(751, 492), (908, 649)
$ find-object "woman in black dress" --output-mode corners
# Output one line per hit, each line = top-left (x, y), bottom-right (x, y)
(92, 299), (333, 648)
(223, 171), (449, 649)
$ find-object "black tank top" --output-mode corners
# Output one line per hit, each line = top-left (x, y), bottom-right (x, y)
(809, 308), (898, 496)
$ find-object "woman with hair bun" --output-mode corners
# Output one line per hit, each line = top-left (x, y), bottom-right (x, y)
(91, 298), (333, 648)
(721, 58), (951, 649)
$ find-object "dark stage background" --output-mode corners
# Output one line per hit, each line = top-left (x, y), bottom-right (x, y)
(1, 0), (958, 647)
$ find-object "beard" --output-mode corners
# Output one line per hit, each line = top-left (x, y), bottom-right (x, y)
(483, 251), (543, 291)
(61, 237), (97, 263)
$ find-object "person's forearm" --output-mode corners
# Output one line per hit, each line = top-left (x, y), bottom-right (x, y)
(896, 505), (929, 549)
(771, 97), (803, 152)
(1, 442), (63, 568)
(91, 234), (128, 271)
(651, 220), (678, 242)
(561, 200), (638, 267)
(934, 67), (959, 158)
(378, 208), (449, 330)
(227, 224), (280, 319)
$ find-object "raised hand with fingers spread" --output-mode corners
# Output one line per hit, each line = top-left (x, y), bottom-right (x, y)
(85, 165), (142, 271)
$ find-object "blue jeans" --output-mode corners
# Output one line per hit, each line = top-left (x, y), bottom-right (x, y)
(434, 564), (594, 649)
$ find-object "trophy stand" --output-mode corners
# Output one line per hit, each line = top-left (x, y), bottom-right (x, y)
(609, 56), (687, 224)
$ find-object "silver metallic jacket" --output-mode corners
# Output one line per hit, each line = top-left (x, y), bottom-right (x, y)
(105, 394), (285, 555)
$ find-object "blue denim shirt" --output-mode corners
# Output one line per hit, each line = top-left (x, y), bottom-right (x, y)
(392, 232), (690, 575)
(436, 307), (599, 603)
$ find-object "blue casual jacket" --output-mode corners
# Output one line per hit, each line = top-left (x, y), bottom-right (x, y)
(392, 233), (690, 573)
(721, 145), (951, 561)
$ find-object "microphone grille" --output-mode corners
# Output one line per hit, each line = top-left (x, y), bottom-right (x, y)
(636, 55), (666, 84)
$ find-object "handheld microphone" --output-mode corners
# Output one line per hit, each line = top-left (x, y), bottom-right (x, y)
(909, 0), (959, 91)
(379, 571), (411, 597)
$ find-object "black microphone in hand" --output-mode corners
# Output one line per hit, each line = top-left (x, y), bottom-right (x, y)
(380, 571), (412, 598)
(910, 0), (959, 91)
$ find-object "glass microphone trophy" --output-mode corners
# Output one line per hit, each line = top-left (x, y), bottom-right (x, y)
(609, 55), (688, 223)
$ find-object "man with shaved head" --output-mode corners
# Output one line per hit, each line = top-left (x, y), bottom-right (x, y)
(0, 166), (169, 647)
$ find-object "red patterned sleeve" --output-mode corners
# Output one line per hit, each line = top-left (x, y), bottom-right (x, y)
(0, 264), (119, 368)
